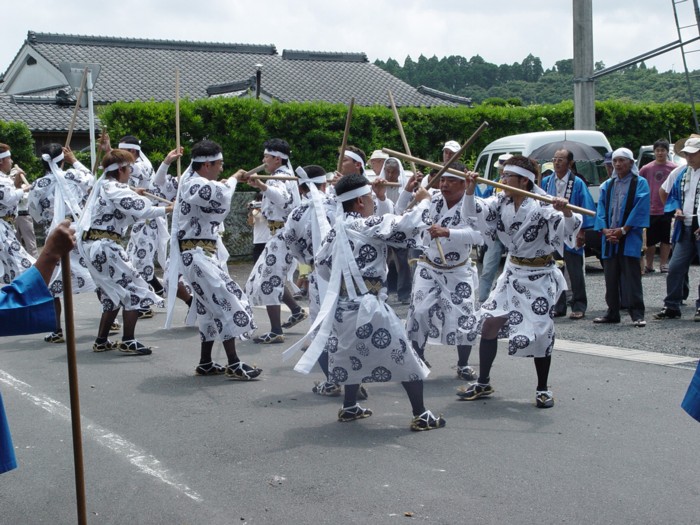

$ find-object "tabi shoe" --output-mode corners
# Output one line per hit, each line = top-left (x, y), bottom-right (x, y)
(44, 331), (65, 343)
(695, 308), (700, 322)
(653, 307), (681, 320)
(224, 361), (262, 381)
(569, 311), (585, 320)
(337, 403), (373, 422)
(137, 308), (154, 320)
(456, 365), (477, 381)
(92, 339), (118, 352)
(195, 362), (226, 376)
(118, 339), (153, 355)
(109, 320), (121, 334)
(536, 390), (555, 408)
(632, 319), (647, 328)
(410, 410), (446, 431)
(592, 316), (620, 324)
(456, 382), (494, 401)
(253, 332), (284, 344)
(312, 381), (342, 397)
(281, 309), (308, 329)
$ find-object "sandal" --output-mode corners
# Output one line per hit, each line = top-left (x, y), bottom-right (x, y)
(195, 362), (225, 376)
(225, 361), (262, 380)
(660, 265), (669, 273)
(44, 331), (64, 343)
(92, 339), (118, 352)
(312, 381), (342, 397)
(337, 403), (373, 422)
(253, 332), (284, 344)
(137, 308), (154, 319)
(281, 309), (308, 329)
(410, 410), (446, 431)
(118, 339), (153, 355)
(643, 267), (655, 275)
(109, 321), (121, 334)
(569, 311), (585, 320)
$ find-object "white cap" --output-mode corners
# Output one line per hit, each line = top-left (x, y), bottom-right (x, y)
(681, 137), (700, 154)
(493, 153), (513, 168)
(443, 140), (460, 153)
(369, 150), (389, 160)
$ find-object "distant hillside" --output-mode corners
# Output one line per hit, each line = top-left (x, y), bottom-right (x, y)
(374, 54), (700, 105)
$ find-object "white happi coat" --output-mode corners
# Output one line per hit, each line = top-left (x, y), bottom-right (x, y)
(286, 201), (431, 384)
(125, 158), (169, 281)
(175, 170), (256, 342)
(467, 192), (582, 357)
(245, 167), (301, 306)
(28, 163), (95, 297)
(398, 189), (483, 348)
(0, 174), (34, 284)
(283, 191), (336, 321)
(79, 179), (167, 312)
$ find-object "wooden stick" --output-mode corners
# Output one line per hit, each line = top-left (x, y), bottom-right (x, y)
(371, 180), (401, 187)
(250, 175), (298, 181)
(129, 186), (173, 204)
(383, 149), (596, 217)
(64, 68), (89, 149)
(60, 254), (88, 525)
(388, 89), (446, 263)
(244, 164), (266, 177)
(387, 90), (418, 176)
(175, 68), (182, 179)
(336, 97), (355, 172)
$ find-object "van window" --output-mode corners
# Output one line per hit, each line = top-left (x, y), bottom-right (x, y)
(571, 160), (610, 186)
(473, 154), (490, 178)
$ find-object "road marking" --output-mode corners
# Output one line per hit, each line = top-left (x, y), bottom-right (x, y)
(555, 339), (699, 367)
(0, 370), (203, 503)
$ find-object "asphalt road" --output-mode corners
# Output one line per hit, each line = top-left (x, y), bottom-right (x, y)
(0, 260), (698, 524)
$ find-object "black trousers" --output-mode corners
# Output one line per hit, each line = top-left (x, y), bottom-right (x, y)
(602, 251), (645, 321)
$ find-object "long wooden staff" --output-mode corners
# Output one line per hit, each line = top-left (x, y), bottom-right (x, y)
(244, 164), (266, 177)
(383, 149), (596, 217)
(387, 90), (446, 263)
(250, 175), (298, 181)
(129, 186), (173, 204)
(426, 121), (489, 190)
(336, 97), (355, 172)
(60, 254), (87, 525)
(64, 68), (89, 149)
(175, 68), (182, 179)
(387, 90), (418, 176)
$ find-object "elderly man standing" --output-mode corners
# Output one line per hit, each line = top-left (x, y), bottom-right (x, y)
(593, 148), (650, 327)
(653, 137), (700, 321)
(542, 149), (596, 319)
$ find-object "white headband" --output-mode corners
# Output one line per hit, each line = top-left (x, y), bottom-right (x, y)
(343, 150), (364, 165)
(441, 171), (466, 180)
(295, 166), (326, 186)
(42, 152), (65, 165)
(502, 165), (535, 182)
(118, 142), (141, 151)
(191, 152), (223, 163)
(103, 162), (130, 173)
(264, 148), (289, 160)
(337, 184), (371, 203)
(0, 151), (10, 160)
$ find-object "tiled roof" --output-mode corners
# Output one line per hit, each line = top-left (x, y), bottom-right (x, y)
(0, 92), (96, 133)
(8, 31), (466, 107)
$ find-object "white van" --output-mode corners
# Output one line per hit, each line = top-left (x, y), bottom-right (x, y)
(473, 130), (612, 202)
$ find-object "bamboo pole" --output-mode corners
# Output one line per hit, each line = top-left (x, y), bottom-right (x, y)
(382, 149), (596, 217)
(60, 254), (87, 525)
(244, 164), (266, 177)
(129, 186), (173, 204)
(425, 121), (489, 190)
(64, 68), (89, 149)
(249, 175), (298, 181)
(336, 97), (355, 172)
(175, 68), (182, 179)
(387, 90), (418, 176)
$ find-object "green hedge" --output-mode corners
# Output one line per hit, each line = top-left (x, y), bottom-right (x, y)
(0, 121), (42, 179)
(99, 98), (695, 171)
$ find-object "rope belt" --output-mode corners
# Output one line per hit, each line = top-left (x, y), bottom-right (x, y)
(179, 238), (217, 254)
(340, 277), (384, 297)
(17, 210), (29, 217)
(509, 254), (554, 267)
(268, 220), (285, 235)
(82, 229), (122, 242)
(415, 254), (470, 271)
(1, 215), (15, 224)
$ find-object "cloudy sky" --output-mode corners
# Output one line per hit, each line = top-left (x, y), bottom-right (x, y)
(1, 0), (699, 76)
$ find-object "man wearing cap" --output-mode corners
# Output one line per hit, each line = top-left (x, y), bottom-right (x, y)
(654, 136), (700, 322)
(443, 140), (461, 164)
(603, 152), (614, 179)
(639, 139), (677, 274)
(478, 154), (512, 303)
(542, 149), (596, 319)
(593, 147), (650, 327)
(245, 138), (306, 343)
(368, 150), (388, 180)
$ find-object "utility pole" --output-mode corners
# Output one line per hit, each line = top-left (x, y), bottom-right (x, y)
(573, 0), (596, 130)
